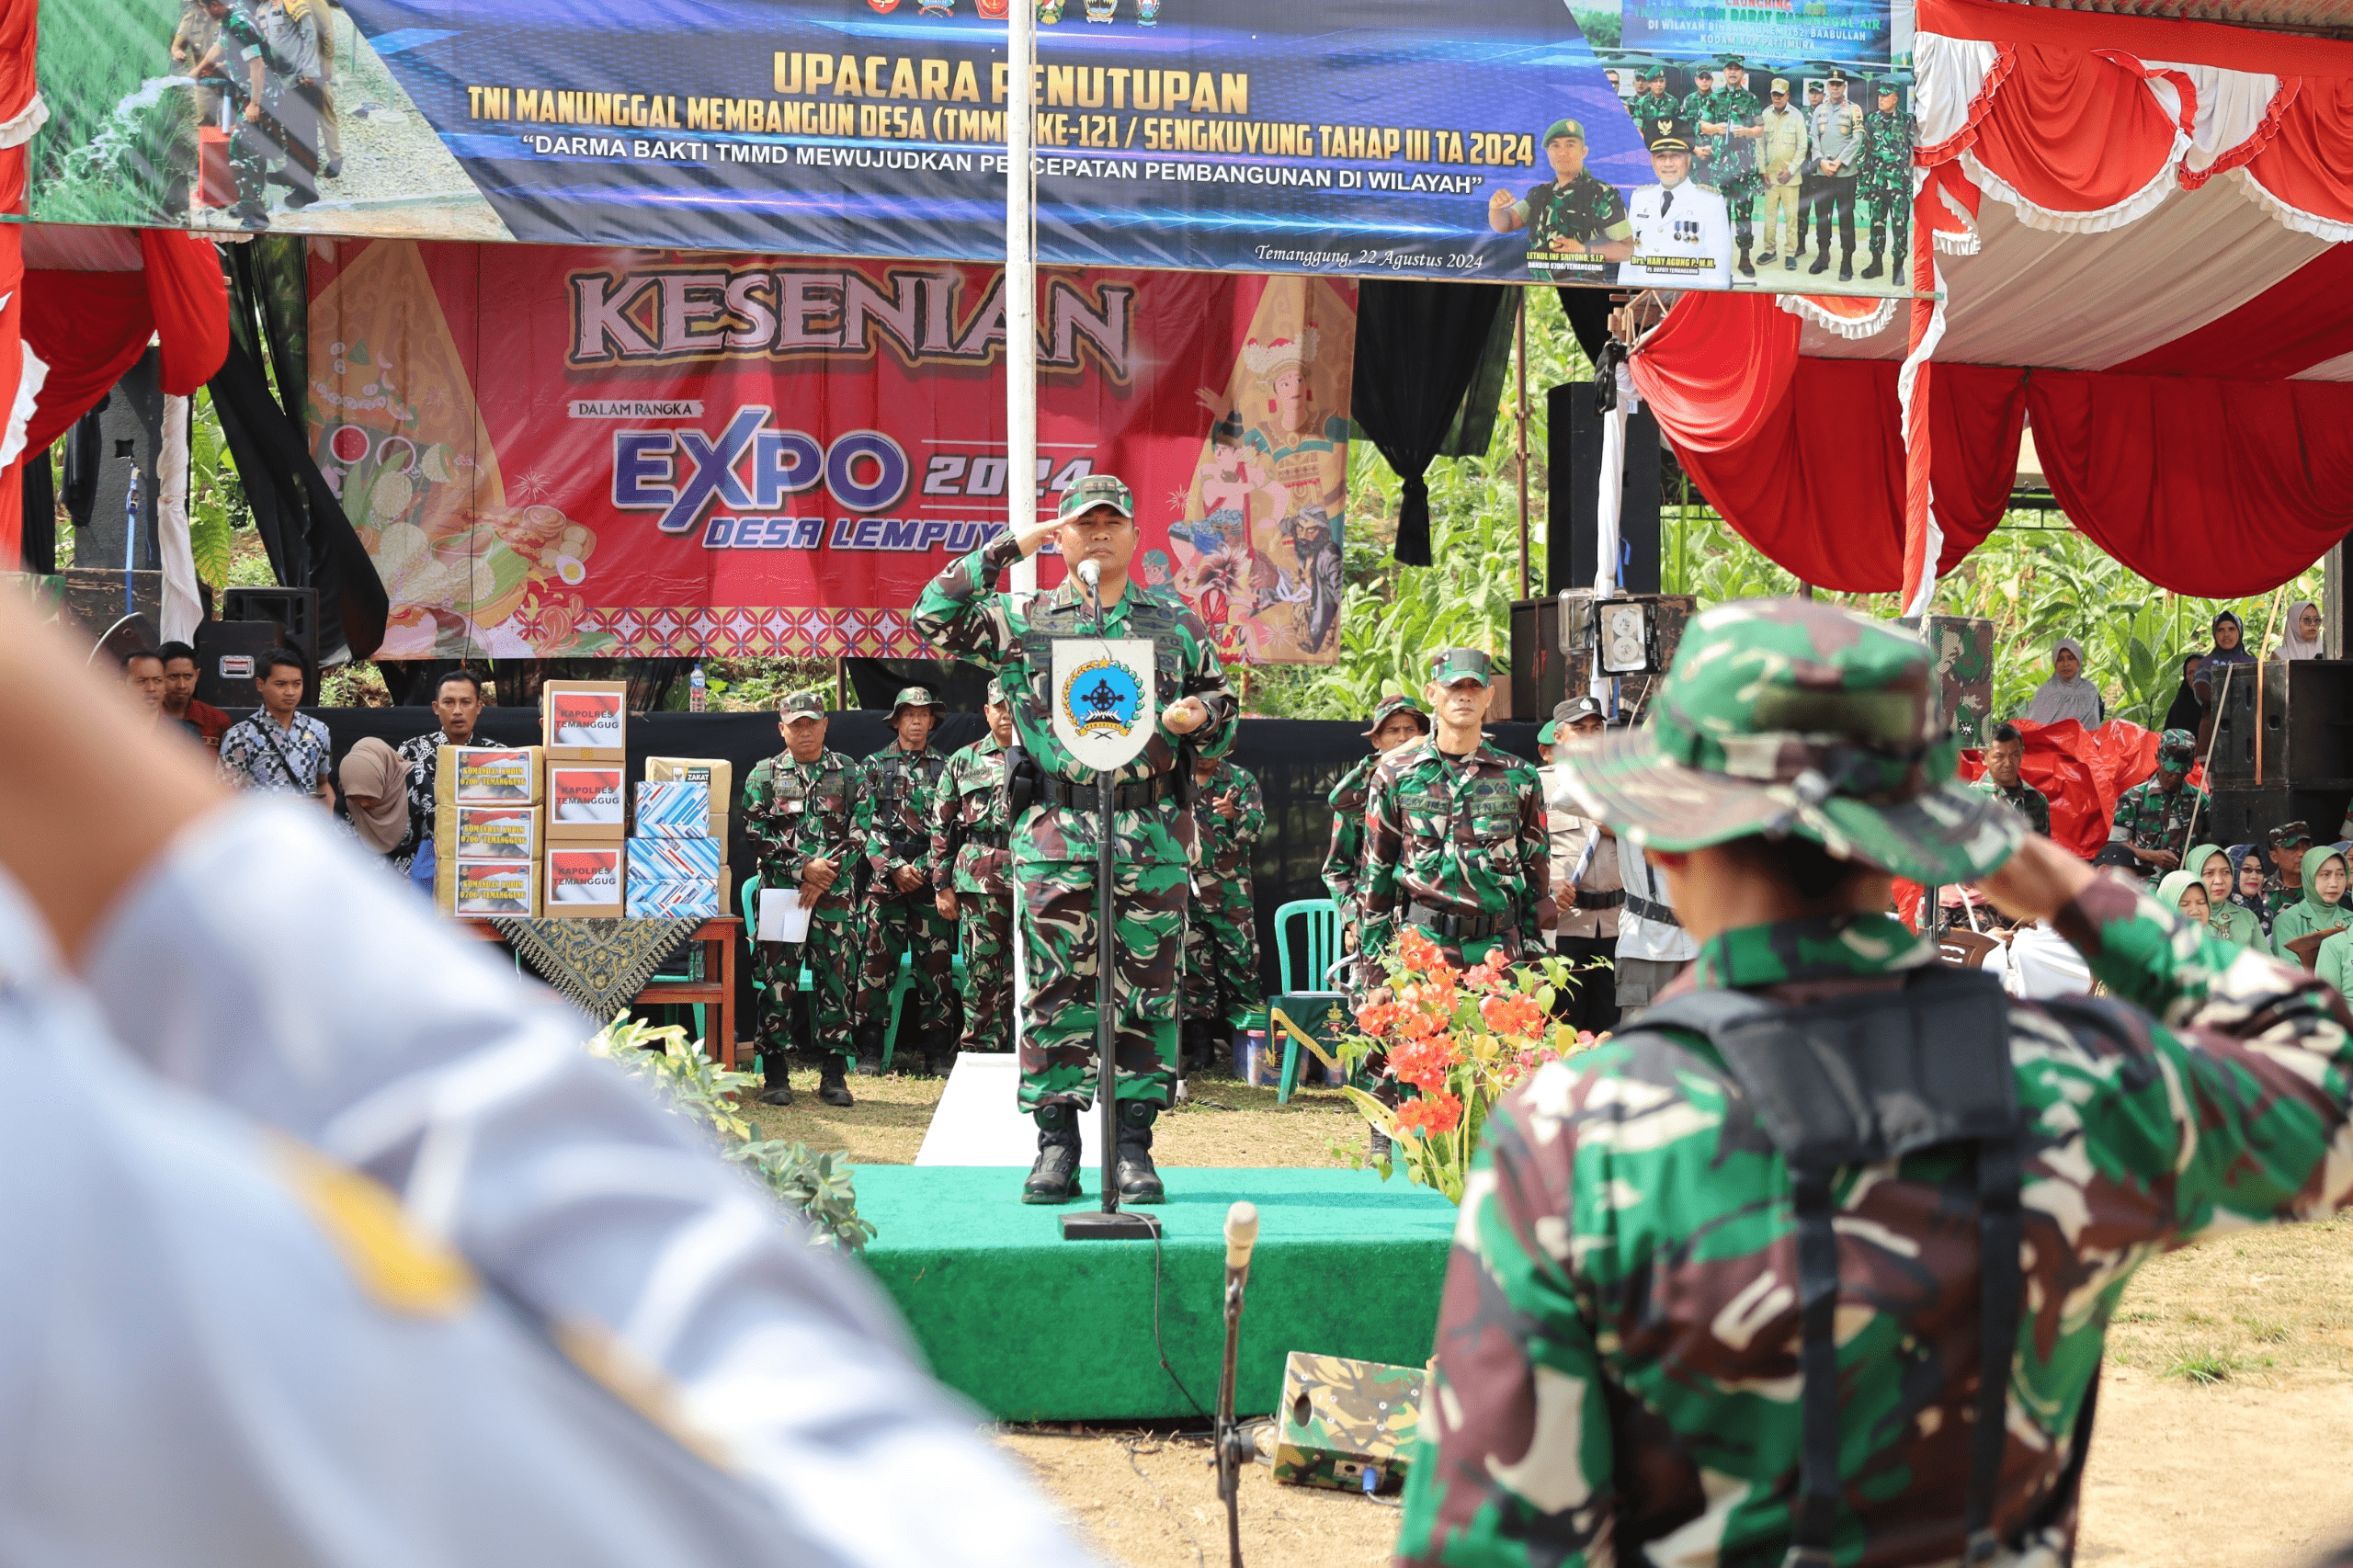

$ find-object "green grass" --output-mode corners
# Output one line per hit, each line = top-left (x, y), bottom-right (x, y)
(30, 0), (190, 225)
(2165, 1349), (2242, 1385)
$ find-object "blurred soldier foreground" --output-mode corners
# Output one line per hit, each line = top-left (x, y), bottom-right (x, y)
(0, 585), (1089, 1568)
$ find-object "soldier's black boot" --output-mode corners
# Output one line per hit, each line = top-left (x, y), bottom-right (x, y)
(1023, 1105), (1082, 1204)
(922, 1027), (958, 1078)
(1178, 1018), (1212, 1077)
(852, 1020), (888, 1077)
(1809, 248), (1831, 275)
(758, 1049), (794, 1107)
(1860, 249), (1884, 280)
(1736, 243), (1755, 278)
(1115, 1100), (1165, 1205)
(1838, 249), (1854, 283)
(818, 1055), (855, 1108)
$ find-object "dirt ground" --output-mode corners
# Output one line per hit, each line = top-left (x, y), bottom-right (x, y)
(759, 1070), (2353, 1567)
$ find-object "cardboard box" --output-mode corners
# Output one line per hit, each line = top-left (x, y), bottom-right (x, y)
(433, 745), (542, 806)
(628, 835), (723, 882)
(446, 859), (539, 917)
(546, 762), (628, 841)
(625, 879), (722, 919)
(634, 780), (712, 839)
(646, 756), (733, 836)
(434, 802), (540, 862)
(540, 679), (628, 758)
(545, 846), (625, 916)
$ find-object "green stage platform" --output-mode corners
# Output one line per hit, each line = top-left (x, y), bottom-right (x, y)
(853, 1165), (1457, 1421)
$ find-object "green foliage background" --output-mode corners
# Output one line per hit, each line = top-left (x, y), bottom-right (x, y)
(1248, 293), (2325, 732)
(30, 0), (191, 226)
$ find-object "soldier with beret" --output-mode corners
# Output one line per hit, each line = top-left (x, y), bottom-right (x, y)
(1488, 119), (1634, 284)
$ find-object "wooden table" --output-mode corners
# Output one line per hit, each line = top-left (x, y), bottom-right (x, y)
(458, 916), (742, 1069)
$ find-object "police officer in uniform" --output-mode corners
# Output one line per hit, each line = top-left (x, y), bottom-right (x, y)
(1182, 749), (1265, 1074)
(913, 473), (1238, 1205)
(1487, 119), (1634, 283)
(1323, 693), (1430, 987)
(1398, 598), (2353, 1568)
(1620, 119), (1735, 290)
(933, 680), (1017, 1056)
(1699, 57), (1763, 277)
(853, 687), (958, 1076)
(1859, 75), (1915, 280)
(1809, 67), (1868, 279)
(743, 690), (860, 1108)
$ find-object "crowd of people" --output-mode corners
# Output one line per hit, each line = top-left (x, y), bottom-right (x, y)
(175, 0), (343, 231)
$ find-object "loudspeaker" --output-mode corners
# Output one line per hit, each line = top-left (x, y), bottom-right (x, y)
(1270, 1351), (1425, 1494)
(1514, 592), (1696, 722)
(1546, 381), (1661, 596)
(222, 585), (321, 672)
(194, 620), (292, 708)
(2200, 786), (2352, 850)
(76, 347), (166, 576)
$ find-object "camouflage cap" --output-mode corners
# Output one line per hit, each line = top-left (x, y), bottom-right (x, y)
(1555, 599), (2023, 883)
(779, 688), (828, 720)
(1057, 472), (1134, 522)
(2272, 820), (2313, 848)
(2156, 727), (2198, 769)
(1719, 53), (1746, 69)
(1428, 648), (1495, 687)
(984, 677), (1007, 706)
(1361, 693), (1431, 737)
(890, 685), (943, 717)
(1543, 118), (1587, 143)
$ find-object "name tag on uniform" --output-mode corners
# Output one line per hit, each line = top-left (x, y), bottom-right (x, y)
(784, 800), (805, 813)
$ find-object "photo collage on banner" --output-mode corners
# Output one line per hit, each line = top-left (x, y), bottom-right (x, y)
(306, 240), (1357, 663)
(31, 0), (1904, 299)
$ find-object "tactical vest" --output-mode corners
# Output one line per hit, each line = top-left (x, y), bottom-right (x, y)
(1627, 968), (2097, 1567)
(870, 747), (946, 860)
(1017, 587), (1188, 722)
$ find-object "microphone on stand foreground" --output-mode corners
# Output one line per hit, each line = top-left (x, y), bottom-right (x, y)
(1215, 1201), (1260, 1568)
(1075, 559), (1102, 591)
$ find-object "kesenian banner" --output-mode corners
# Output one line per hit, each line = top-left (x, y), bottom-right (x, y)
(305, 240), (1356, 663)
(35, 0), (1907, 297)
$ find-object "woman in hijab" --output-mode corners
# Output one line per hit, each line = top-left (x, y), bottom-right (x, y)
(339, 736), (419, 870)
(2193, 610), (2259, 704)
(2279, 600), (2324, 662)
(2162, 653), (2204, 735)
(2230, 844), (2278, 942)
(2023, 638), (2106, 727)
(2268, 844), (2349, 968)
(2185, 843), (2264, 950)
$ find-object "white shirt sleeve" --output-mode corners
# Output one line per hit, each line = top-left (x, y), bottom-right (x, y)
(81, 801), (1094, 1568)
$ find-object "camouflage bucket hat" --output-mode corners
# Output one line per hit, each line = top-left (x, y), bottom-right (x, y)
(1555, 599), (2024, 883)
(891, 685), (943, 717)
(1361, 693), (1430, 737)
(984, 676), (1007, 706)
(779, 688), (828, 720)
(2157, 727), (2197, 769)
(1057, 472), (1134, 522)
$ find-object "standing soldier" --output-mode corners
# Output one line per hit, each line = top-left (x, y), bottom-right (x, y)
(191, 0), (271, 230)
(1677, 66), (1721, 176)
(1181, 749), (1266, 1074)
(1859, 76), (1915, 280)
(853, 687), (959, 1076)
(913, 473), (1238, 1205)
(1699, 56), (1762, 276)
(1486, 119), (1636, 284)
(1323, 694), (1430, 982)
(1397, 597), (2353, 1568)
(934, 680), (1017, 1056)
(742, 690), (861, 1108)
(1361, 649), (1548, 968)
(2111, 728), (2207, 873)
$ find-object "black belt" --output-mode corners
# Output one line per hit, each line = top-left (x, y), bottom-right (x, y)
(1405, 902), (1516, 942)
(1574, 889), (1625, 911)
(1039, 772), (1178, 811)
(1625, 894), (1680, 927)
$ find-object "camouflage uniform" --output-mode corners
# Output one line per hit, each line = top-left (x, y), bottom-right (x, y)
(933, 727), (1015, 1054)
(2110, 728), (2206, 863)
(910, 503), (1238, 1118)
(1677, 85), (1722, 181)
(1521, 172), (1632, 283)
(1362, 669), (1548, 968)
(1972, 775), (2051, 836)
(1183, 759), (1265, 1032)
(854, 719), (958, 1069)
(1859, 98), (1916, 278)
(1400, 599), (2353, 1568)
(743, 739), (860, 1084)
(1325, 694), (1431, 998)
(1705, 66), (1762, 256)
(203, 0), (272, 228)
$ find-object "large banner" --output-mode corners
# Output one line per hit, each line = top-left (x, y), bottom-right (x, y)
(36, 0), (1908, 298)
(306, 240), (1356, 662)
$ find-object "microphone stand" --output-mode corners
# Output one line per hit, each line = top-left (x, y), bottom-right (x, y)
(1063, 558), (1158, 1241)
(1215, 1201), (1259, 1568)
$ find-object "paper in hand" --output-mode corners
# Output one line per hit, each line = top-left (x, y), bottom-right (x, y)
(758, 888), (813, 945)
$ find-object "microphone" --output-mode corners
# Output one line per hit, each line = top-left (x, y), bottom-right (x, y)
(1076, 559), (1101, 590)
(1223, 1200), (1259, 1280)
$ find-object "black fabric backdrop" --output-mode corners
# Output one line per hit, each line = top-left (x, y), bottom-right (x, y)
(262, 710), (1540, 1032)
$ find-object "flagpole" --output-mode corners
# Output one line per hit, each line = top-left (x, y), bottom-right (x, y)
(1006, 1), (1038, 1057)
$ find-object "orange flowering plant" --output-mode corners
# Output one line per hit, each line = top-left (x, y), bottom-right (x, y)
(1336, 926), (1599, 1203)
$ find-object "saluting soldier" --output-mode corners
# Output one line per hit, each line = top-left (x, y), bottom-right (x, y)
(1323, 694), (1431, 981)
(1700, 57), (1763, 276)
(1399, 598), (2353, 1568)
(2111, 727), (2208, 873)
(1361, 649), (1548, 968)
(913, 473), (1239, 1206)
(853, 687), (959, 1077)
(933, 679), (1018, 1056)
(742, 690), (861, 1108)
(1859, 77), (1915, 280)
(1487, 119), (1635, 283)
(1182, 751), (1266, 1074)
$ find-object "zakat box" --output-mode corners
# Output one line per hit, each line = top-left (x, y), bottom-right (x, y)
(540, 679), (628, 758)
(434, 802), (540, 862)
(545, 846), (625, 916)
(635, 780), (712, 839)
(446, 860), (538, 917)
(434, 745), (541, 807)
(625, 878), (722, 919)
(546, 762), (628, 842)
(628, 835), (722, 882)
(646, 756), (733, 837)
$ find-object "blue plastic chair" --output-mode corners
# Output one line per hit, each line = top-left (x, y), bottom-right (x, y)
(1269, 898), (1344, 1103)
(741, 873), (920, 1070)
